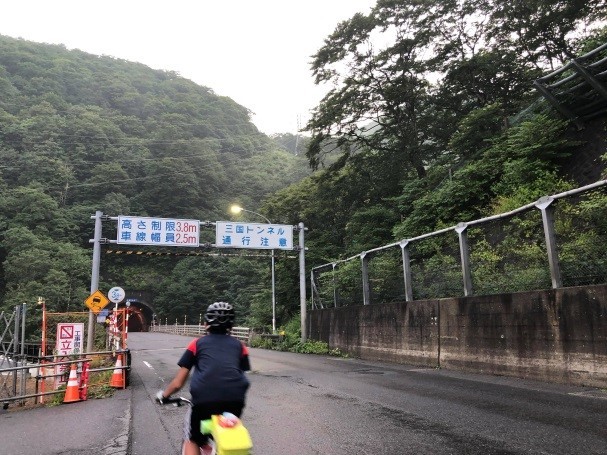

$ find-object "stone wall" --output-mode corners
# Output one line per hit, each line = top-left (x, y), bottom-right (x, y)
(309, 285), (607, 387)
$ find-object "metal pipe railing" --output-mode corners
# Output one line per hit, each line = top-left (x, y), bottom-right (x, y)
(311, 179), (607, 307)
(0, 349), (129, 406)
(151, 324), (251, 344)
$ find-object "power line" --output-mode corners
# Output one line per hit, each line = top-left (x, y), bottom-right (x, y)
(0, 152), (245, 170)
(0, 136), (271, 150)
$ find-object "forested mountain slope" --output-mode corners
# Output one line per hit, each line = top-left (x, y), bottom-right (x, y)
(0, 35), (309, 325)
(0, 35), (310, 219)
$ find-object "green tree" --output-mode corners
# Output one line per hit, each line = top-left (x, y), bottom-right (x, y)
(486, 0), (607, 69)
(306, 5), (435, 177)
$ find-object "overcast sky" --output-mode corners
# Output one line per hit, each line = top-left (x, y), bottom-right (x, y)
(0, 1), (376, 135)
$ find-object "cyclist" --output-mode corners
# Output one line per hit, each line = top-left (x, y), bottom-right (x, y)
(156, 302), (251, 455)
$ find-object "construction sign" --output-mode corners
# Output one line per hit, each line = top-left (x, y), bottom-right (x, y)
(85, 290), (110, 313)
(56, 323), (84, 356)
(54, 322), (84, 389)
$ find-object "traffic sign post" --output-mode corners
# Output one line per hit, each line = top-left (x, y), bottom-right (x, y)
(87, 211), (103, 353)
(107, 287), (126, 349)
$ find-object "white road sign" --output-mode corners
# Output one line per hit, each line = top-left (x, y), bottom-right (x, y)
(108, 287), (125, 304)
(215, 221), (293, 250)
(117, 216), (200, 247)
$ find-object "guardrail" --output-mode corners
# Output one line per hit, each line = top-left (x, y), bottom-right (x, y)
(311, 179), (607, 307)
(150, 325), (251, 345)
(0, 349), (130, 407)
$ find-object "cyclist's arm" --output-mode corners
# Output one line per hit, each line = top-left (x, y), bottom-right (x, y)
(160, 366), (190, 399)
(240, 343), (251, 371)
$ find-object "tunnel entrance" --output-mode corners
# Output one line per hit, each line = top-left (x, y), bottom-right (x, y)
(115, 291), (155, 332)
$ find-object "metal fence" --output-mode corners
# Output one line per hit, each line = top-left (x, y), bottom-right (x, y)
(1, 349), (130, 407)
(1, 304), (27, 406)
(151, 324), (252, 345)
(311, 179), (607, 308)
(1, 303), (131, 408)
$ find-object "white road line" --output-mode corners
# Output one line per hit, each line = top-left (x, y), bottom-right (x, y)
(143, 361), (154, 369)
(568, 390), (607, 400)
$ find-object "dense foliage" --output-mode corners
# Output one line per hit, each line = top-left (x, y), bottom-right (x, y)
(272, 1), (607, 309)
(306, 0), (606, 174)
(0, 35), (310, 328)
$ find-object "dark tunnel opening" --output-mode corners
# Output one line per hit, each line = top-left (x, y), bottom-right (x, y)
(116, 298), (155, 332)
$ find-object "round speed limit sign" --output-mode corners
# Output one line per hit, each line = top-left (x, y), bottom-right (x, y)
(108, 286), (125, 304)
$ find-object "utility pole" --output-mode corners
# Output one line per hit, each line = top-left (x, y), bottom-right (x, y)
(299, 222), (307, 342)
(294, 115), (301, 155)
(87, 211), (103, 353)
(230, 205), (277, 333)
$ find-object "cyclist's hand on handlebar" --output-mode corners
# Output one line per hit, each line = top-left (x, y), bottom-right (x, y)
(156, 390), (167, 405)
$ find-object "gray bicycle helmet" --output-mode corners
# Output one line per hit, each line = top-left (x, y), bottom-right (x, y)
(204, 301), (235, 328)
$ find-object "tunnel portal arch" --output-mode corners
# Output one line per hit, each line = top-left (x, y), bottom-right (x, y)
(114, 291), (156, 332)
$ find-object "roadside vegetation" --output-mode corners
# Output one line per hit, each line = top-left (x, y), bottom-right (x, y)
(250, 317), (345, 356)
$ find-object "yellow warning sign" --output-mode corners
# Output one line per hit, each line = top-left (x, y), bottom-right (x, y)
(85, 290), (110, 314)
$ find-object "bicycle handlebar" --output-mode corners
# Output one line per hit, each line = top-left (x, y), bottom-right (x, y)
(160, 395), (192, 406)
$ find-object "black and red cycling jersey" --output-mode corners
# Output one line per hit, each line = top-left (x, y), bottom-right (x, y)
(178, 333), (250, 405)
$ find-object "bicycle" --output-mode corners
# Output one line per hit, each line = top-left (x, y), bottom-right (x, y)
(159, 395), (253, 455)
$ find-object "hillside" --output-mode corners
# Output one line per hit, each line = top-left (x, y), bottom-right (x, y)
(0, 34), (311, 220)
(0, 34), (310, 325)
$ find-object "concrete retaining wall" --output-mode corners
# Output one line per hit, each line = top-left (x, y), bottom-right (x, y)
(309, 285), (607, 387)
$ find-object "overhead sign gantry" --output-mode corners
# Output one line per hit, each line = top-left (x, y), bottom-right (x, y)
(86, 212), (307, 352)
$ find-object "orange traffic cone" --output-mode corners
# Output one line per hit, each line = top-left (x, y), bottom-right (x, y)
(110, 354), (125, 388)
(63, 363), (81, 403)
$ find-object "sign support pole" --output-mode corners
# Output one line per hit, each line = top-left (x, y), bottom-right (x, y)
(299, 222), (307, 342)
(86, 210), (103, 353)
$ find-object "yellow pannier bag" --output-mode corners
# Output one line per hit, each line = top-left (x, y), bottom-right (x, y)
(204, 413), (253, 455)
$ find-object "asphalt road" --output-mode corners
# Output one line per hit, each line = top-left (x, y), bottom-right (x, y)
(128, 332), (607, 455)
